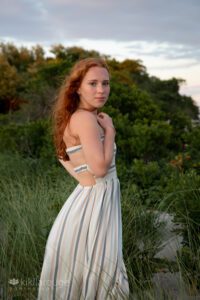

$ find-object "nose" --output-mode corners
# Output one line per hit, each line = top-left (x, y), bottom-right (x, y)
(97, 83), (105, 93)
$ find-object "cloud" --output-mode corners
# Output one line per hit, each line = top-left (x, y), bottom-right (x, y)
(0, 0), (199, 104)
(124, 41), (200, 61)
(1, 0), (199, 46)
(0, 0), (54, 42)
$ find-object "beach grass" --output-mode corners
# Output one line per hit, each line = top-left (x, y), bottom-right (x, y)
(0, 153), (199, 299)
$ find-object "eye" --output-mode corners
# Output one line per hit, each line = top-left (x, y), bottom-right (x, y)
(89, 82), (97, 86)
(103, 81), (110, 86)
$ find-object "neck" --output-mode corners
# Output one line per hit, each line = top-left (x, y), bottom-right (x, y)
(77, 106), (98, 115)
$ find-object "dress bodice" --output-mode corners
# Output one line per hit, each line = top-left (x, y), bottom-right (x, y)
(66, 136), (117, 176)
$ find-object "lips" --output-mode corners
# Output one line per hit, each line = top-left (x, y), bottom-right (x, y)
(95, 97), (105, 100)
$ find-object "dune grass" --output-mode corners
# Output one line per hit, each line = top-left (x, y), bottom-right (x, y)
(0, 154), (76, 298)
(0, 153), (199, 299)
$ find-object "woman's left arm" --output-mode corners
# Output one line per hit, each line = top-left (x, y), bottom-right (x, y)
(58, 159), (80, 182)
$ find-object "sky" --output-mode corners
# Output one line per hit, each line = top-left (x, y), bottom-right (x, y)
(1, 0), (200, 107)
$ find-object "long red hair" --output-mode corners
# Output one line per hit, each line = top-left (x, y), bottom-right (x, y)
(52, 57), (110, 161)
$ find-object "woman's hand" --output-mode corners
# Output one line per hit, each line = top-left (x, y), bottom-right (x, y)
(97, 112), (116, 135)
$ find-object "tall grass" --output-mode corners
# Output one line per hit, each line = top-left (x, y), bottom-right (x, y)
(158, 170), (200, 296)
(0, 153), (199, 299)
(0, 154), (76, 298)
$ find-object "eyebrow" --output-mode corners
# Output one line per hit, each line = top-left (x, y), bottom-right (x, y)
(87, 79), (109, 82)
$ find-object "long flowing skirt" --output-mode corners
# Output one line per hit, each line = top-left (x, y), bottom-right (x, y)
(38, 170), (129, 299)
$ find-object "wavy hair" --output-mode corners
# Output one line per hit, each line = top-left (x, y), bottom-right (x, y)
(52, 57), (109, 161)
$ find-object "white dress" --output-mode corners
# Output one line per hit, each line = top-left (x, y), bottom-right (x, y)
(38, 136), (129, 299)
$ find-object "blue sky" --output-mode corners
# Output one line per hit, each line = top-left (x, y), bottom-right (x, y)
(1, 0), (200, 106)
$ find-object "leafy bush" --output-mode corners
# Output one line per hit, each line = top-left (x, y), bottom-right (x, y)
(0, 118), (55, 161)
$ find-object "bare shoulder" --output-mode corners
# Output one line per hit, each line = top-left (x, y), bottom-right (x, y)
(70, 110), (98, 132)
(71, 110), (97, 123)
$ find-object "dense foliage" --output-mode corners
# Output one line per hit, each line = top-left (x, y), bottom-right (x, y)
(0, 42), (199, 164)
(1, 42), (200, 297)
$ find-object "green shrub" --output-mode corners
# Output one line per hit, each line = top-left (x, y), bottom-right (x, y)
(0, 119), (55, 161)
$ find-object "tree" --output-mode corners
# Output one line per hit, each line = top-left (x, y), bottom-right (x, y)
(0, 43), (34, 72)
(0, 55), (24, 113)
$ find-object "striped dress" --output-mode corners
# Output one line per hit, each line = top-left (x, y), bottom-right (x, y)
(37, 138), (129, 299)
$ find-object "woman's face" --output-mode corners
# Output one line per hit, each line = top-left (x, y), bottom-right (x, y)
(77, 66), (110, 110)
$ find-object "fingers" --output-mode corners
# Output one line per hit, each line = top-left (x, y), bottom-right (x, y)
(98, 112), (106, 115)
(97, 113), (104, 119)
(97, 112), (108, 118)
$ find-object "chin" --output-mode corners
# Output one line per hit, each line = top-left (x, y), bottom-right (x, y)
(97, 102), (106, 108)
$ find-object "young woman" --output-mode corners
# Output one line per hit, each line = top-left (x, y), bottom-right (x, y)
(38, 57), (129, 299)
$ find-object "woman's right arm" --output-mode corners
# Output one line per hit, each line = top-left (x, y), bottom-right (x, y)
(71, 111), (115, 177)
